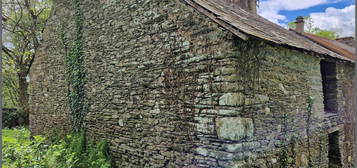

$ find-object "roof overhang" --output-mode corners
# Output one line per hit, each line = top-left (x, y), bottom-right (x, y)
(183, 0), (355, 63)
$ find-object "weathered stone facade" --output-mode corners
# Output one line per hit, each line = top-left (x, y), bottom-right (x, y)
(29, 0), (355, 167)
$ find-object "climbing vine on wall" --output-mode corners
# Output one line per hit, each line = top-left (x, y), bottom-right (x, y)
(306, 96), (315, 167)
(60, 0), (87, 132)
(278, 112), (297, 168)
(317, 132), (327, 166)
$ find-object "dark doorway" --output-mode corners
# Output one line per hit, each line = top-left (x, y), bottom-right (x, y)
(328, 131), (342, 168)
(320, 60), (338, 113)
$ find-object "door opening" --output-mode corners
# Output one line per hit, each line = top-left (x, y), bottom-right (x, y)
(328, 131), (342, 168)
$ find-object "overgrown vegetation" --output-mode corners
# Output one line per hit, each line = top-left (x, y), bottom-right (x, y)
(2, 0), (53, 125)
(3, 128), (112, 168)
(3, 109), (25, 128)
(278, 133), (301, 168)
(278, 111), (297, 168)
(3, 62), (18, 109)
(60, 0), (87, 132)
(306, 96), (315, 167)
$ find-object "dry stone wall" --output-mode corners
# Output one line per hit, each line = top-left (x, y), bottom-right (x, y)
(29, 0), (354, 167)
(29, 0), (73, 135)
(336, 62), (355, 167)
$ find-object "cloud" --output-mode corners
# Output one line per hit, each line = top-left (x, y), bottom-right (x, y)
(258, 0), (329, 24)
(258, 0), (355, 36)
(310, 5), (355, 36)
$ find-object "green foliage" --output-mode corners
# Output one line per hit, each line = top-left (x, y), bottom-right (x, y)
(44, 132), (112, 168)
(3, 0), (52, 57)
(3, 62), (28, 126)
(3, 109), (25, 128)
(278, 136), (298, 168)
(287, 16), (339, 40)
(3, 128), (112, 168)
(306, 96), (315, 167)
(307, 96), (315, 118)
(3, 128), (46, 168)
(60, 0), (87, 132)
(82, 139), (112, 168)
(2, 60), (18, 108)
(278, 96), (315, 167)
(3, 0), (53, 126)
(313, 29), (339, 40)
(278, 112), (296, 168)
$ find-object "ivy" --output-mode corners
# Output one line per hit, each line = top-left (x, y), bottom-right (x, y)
(317, 132), (326, 166)
(278, 112), (297, 168)
(306, 96), (315, 116)
(60, 0), (87, 132)
(306, 96), (315, 167)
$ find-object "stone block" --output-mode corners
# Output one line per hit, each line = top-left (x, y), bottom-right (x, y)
(219, 93), (244, 106)
(195, 117), (214, 133)
(196, 147), (235, 160)
(279, 83), (289, 95)
(216, 117), (254, 141)
(225, 143), (243, 152)
(244, 94), (270, 105)
(202, 109), (240, 115)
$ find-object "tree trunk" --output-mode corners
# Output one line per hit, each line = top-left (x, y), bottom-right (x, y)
(18, 67), (29, 125)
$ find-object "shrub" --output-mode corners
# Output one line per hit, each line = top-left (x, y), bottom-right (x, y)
(3, 128), (112, 168)
(2, 108), (24, 128)
(3, 127), (46, 167)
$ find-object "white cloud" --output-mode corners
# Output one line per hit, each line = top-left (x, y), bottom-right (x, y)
(310, 5), (355, 36)
(258, 0), (355, 36)
(258, 0), (329, 24)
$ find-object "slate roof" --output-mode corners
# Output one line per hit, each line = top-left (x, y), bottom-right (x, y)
(183, 0), (355, 62)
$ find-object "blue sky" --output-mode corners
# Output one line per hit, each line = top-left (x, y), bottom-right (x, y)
(258, 0), (355, 36)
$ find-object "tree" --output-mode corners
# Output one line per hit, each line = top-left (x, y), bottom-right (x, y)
(2, 0), (52, 124)
(3, 59), (18, 108)
(288, 16), (339, 40)
(313, 28), (339, 40)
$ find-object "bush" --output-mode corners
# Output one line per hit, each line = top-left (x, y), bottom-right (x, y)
(2, 108), (24, 128)
(3, 127), (45, 168)
(3, 128), (112, 168)
(45, 131), (112, 168)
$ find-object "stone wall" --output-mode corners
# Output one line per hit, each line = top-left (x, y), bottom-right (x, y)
(29, 0), (72, 135)
(29, 0), (354, 167)
(337, 61), (355, 167)
(193, 40), (330, 167)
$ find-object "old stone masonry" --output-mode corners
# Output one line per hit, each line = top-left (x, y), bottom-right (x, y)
(29, 0), (355, 167)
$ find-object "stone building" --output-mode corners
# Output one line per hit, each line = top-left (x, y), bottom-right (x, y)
(337, 37), (356, 48)
(29, 0), (355, 167)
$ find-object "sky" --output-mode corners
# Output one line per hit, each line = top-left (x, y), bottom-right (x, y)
(258, 0), (355, 37)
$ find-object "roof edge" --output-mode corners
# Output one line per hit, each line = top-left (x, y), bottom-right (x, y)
(183, 0), (355, 63)
(184, 0), (249, 40)
(292, 31), (355, 62)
